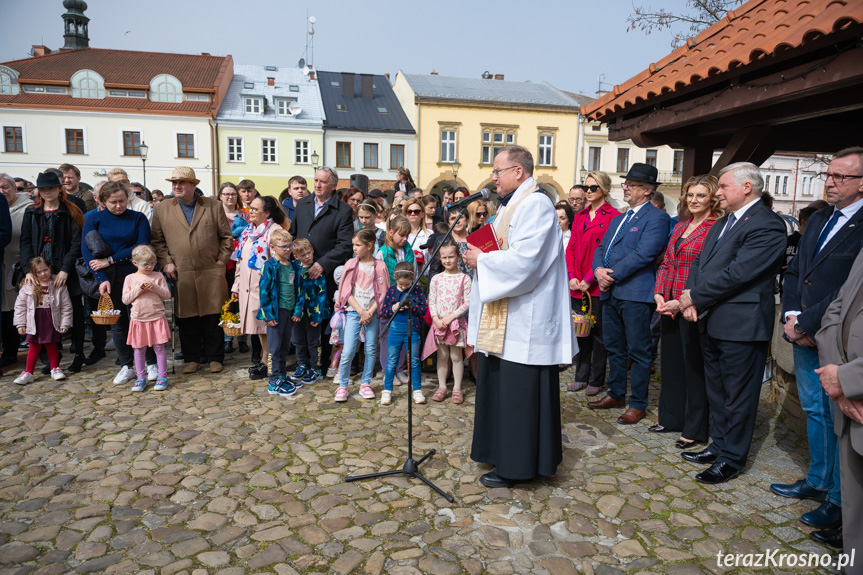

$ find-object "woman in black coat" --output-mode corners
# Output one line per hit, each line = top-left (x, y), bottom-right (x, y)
(20, 172), (86, 373)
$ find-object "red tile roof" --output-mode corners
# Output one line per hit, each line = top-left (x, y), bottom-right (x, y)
(582, 0), (863, 120)
(0, 93), (212, 115)
(2, 48), (228, 89)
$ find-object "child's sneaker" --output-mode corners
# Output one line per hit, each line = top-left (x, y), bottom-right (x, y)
(359, 383), (375, 399)
(147, 364), (159, 381)
(277, 381), (297, 397)
(334, 386), (349, 402)
(412, 390), (426, 404)
(396, 371), (410, 386)
(286, 370), (304, 388)
(380, 390), (392, 405)
(267, 380), (281, 395)
(291, 364), (307, 379)
(153, 377), (168, 391)
(14, 371), (34, 385)
(301, 368), (322, 386)
(132, 378), (146, 392)
(50, 367), (66, 381)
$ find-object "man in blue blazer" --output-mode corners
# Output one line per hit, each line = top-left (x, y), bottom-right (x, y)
(771, 147), (863, 540)
(588, 164), (670, 424)
(679, 162), (787, 484)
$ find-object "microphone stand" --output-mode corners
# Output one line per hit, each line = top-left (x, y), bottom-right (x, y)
(345, 205), (473, 504)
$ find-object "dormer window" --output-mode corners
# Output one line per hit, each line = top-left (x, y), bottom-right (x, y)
(245, 97), (262, 114)
(71, 69), (105, 99)
(149, 74), (183, 103)
(0, 67), (20, 95)
(276, 97), (298, 116)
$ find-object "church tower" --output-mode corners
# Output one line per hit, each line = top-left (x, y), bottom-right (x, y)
(61, 0), (90, 50)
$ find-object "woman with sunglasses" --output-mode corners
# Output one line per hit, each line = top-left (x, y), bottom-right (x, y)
(403, 198), (430, 269)
(565, 171), (620, 395)
(466, 201), (491, 234)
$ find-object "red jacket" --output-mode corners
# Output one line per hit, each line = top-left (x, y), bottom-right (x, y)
(565, 202), (620, 298)
(654, 217), (716, 300)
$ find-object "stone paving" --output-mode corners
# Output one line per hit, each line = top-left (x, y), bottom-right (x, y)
(0, 347), (840, 575)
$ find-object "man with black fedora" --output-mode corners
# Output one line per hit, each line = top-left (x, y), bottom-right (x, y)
(588, 163), (670, 425)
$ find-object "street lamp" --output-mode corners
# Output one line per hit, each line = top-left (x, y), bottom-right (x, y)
(139, 141), (149, 189)
(580, 166), (587, 183)
(311, 151), (320, 170)
(452, 159), (460, 189)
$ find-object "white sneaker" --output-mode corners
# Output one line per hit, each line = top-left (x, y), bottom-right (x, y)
(14, 371), (34, 385)
(51, 368), (66, 381)
(412, 390), (426, 404)
(147, 364), (158, 381)
(396, 372), (409, 385)
(380, 390), (392, 405)
(113, 365), (135, 385)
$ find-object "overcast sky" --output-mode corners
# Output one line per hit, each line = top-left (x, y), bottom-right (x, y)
(1, 0), (696, 97)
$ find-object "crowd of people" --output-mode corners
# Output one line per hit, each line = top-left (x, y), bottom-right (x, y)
(3, 146), (863, 557)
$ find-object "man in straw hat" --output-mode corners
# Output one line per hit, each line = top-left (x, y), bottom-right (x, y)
(462, 145), (577, 489)
(151, 167), (233, 374)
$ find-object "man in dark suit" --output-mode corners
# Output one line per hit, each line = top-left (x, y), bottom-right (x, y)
(289, 167), (354, 372)
(771, 147), (863, 536)
(588, 163), (670, 424)
(679, 162), (787, 484)
(816, 248), (863, 560)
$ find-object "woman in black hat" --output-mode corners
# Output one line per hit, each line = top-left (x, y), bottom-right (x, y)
(19, 172), (87, 373)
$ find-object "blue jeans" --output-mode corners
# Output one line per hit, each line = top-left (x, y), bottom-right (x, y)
(603, 295), (654, 411)
(385, 314), (421, 391)
(338, 310), (379, 386)
(794, 343), (841, 505)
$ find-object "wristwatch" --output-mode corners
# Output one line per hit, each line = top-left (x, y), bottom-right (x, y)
(793, 322), (806, 335)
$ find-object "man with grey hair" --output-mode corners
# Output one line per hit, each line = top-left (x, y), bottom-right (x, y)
(289, 166), (354, 374)
(679, 162), (787, 484)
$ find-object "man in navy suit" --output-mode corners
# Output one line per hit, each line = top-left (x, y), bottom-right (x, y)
(588, 164), (670, 424)
(679, 162), (787, 484)
(771, 147), (863, 542)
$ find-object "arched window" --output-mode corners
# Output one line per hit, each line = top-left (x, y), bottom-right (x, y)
(0, 66), (20, 95)
(70, 69), (105, 99)
(149, 74), (183, 103)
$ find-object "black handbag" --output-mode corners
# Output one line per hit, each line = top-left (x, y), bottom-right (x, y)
(76, 258), (101, 299)
(10, 262), (24, 288)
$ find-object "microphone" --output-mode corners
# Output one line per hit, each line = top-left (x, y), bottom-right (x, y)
(446, 188), (491, 210)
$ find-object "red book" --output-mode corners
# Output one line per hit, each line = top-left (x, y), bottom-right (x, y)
(467, 223), (500, 253)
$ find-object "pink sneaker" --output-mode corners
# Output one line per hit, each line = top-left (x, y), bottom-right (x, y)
(359, 383), (375, 399)
(334, 386), (349, 402)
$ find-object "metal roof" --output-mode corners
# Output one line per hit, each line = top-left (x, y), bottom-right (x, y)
(399, 73), (581, 109)
(317, 71), (415, 133)
(216, 64), (324, 127)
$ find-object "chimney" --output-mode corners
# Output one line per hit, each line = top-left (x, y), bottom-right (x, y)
(309, 70), (316, 81)
(595, 89), (608, 98)
(360, 74), (373, 99)
(342, 72), (355, 99)
(32, 45), (50, 57)
(494, 74), (504, 81)
(482, 71), (492, 79)
(201, 52), (210, 56)
(384, 72), (390, 81)
(267, 77), (275, 87)
(430, 69), (438, 75)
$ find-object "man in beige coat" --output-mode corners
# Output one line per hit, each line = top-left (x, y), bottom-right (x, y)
(816, 247), (863, 564)
(152, 167), (233, 374)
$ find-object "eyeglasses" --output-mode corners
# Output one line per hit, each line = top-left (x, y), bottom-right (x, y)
(248, 207), (260, 213)
(574, 185), (601, 193)
(271, 244), (292, 250)
(134, 191), (144, 197)
(133, 260), (156, 267)
(491, 166), (518, 177)
(476, 211), (488, 217)
(221, 192), (237, 197)
(818, 172), (863, 184)
(16, 187), (25, 191)
(406, 209), (422, 215)
(622, 182), (649, 190)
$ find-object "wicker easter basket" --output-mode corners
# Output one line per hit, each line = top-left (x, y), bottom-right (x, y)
(572, 291), (595, 337)
(220, 298), (243, 337)
(91, 292), (121, 325)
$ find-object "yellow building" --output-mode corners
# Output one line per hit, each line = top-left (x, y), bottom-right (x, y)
(393, 72), (582, 199)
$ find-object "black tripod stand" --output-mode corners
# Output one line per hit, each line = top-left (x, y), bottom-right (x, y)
(345, 207), (472, 504)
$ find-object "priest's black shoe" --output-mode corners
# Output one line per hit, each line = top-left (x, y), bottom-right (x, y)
(681, 449), (718, 464)
(769, 479), (827, 502)
(224, 341), (235, 354)
(810, 528), (843, 549)
(480, 471), (518, 489)
(801, 501), (842, 529)
(67, 355), (85, 373)
(695, 462), (740, 484)
(84, 349), (106, 366)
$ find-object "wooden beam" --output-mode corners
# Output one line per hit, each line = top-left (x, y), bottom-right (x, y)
(711, 127), (771, 174)
(681, 146), (714, 186)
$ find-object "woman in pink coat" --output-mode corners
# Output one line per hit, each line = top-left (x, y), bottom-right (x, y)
(231, 196), (287, 379)
(565, 171), (620, 396)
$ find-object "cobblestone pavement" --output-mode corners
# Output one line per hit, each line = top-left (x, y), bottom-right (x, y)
(0, 349), (839, 575)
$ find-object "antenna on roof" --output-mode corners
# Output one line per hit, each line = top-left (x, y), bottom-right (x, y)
(597, 73), (612, 93)
(304, 14), (316, 69)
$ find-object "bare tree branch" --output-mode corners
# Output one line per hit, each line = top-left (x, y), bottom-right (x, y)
(627, 0), (745, 48)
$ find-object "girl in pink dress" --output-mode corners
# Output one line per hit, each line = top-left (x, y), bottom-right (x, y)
(428, 242), (471, 404)
(122, 245), (171, 392)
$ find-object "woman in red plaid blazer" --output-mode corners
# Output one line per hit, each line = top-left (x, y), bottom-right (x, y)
(565, 171), (620, 395)
(651, 175), (723, 449)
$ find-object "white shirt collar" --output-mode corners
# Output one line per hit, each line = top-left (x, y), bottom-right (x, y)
(729, 197), (761, 220)
(834, 196), (863, 220)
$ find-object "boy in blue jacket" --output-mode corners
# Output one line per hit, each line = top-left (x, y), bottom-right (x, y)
(257, 228), (298, 396)
(288, 238), (330, 385)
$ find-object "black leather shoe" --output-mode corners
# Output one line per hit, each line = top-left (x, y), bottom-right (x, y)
(67, 355), (84, 373)
(682, 449), (718, 464)
(695, 462), (740, 484)
(0, 357), (17, 368)
(810, 528), (843, 549)
(480, 471), (519, 489)
(769, 479), (827, 502)
(238, 341), (250, 354)
(84, 349), (106, 366)
(675, 439), (705, 450)
(249, 362), (267, 380)
(801, 501), (842, 529)
(224, 341), (235, 354)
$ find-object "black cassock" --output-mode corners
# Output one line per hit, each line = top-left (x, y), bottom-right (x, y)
(470, 354), (562, 480)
